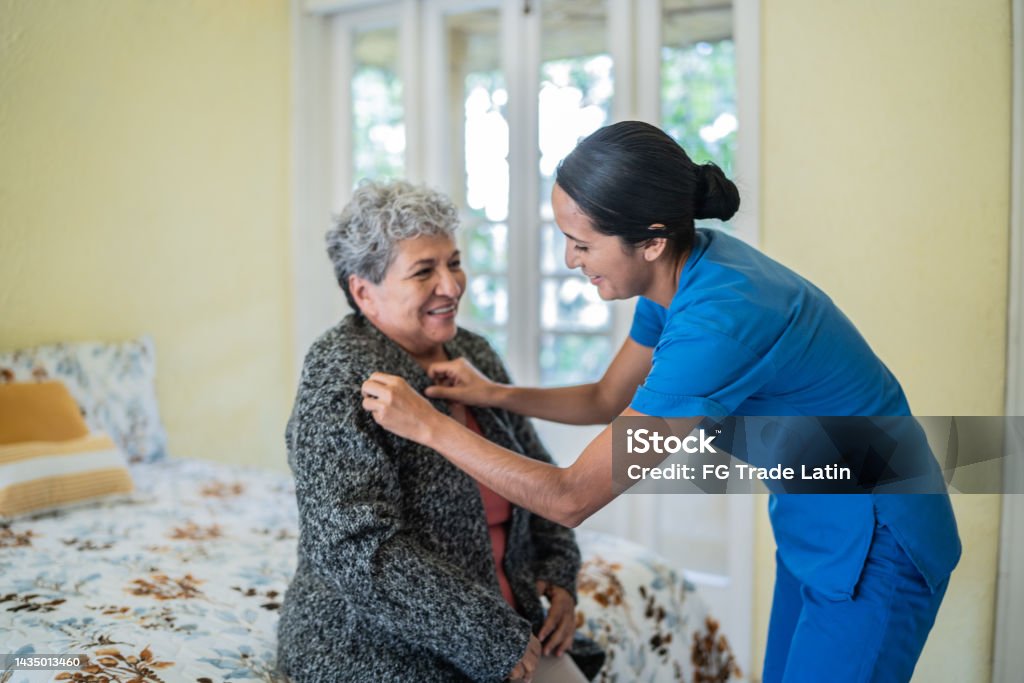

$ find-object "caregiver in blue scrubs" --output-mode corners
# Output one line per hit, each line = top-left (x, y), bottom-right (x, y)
(361, 121), (961, 682)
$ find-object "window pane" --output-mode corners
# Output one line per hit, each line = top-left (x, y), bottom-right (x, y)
(661, 0), (736, 175)
(447, 9), (510, 343)
(540, 277), (611, 332)
(464, 221), (507, 273)
(540, 334), (613, 385)
(352, 26), (404, 181)
(540, 223), (574, 275)
(539, 1), (614, 223)
(464, 275), (508, 327)
(447, 9), (506, 222)
(464, 69), (509, 223)
(538, 0), (614, 384)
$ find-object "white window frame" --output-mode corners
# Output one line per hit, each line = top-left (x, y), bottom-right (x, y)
(291, 0), (760, 671)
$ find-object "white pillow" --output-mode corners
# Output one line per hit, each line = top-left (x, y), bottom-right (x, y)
(0, 336), (167, 463)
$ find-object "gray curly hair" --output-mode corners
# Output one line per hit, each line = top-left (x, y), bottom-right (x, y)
(326, 179), (460, 314)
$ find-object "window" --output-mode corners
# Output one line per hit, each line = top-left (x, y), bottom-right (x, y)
(661, 0), (737, 176)
(536, 3), (616, 385)
(331, 0), (741, 389)
(432, 1), (620, 386)
(351, 26), (405, 180)
(446, 7), (510, 357)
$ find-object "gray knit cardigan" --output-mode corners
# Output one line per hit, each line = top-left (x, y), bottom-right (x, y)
(277, 315), (604, 682)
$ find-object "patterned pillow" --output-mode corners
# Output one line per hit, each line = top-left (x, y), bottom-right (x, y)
(0, 336), (167, 463)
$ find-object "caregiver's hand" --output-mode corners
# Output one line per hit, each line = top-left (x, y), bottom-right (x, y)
(361, 373), (443, 444)
(536, 580), (576, 657)
(425, 357), (504, 407)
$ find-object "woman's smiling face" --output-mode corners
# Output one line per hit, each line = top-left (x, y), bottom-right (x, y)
(552, 183), (654, 301)
(351, 234), (466, 359)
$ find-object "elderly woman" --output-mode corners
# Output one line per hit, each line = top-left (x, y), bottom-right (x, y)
(277, 180), (604, 683)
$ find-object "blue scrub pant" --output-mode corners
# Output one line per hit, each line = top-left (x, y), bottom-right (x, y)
(762, 523), (948, 683)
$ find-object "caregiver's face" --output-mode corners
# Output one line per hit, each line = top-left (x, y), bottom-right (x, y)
(357, 234), (465, 357)
(552, 183), (649, 301)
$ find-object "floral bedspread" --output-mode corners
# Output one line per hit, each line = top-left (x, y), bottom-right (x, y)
(0, 458), (737, 682)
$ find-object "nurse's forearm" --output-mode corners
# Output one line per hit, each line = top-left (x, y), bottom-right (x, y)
(493, 383), (621, 425)
(421, 412), (600, 527)
(491, 338), (651, 425)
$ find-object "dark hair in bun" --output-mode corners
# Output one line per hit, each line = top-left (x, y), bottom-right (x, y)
(695, 162), (740, 221)
(555, 120), (740, 259)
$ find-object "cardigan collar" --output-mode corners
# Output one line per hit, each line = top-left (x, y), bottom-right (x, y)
(339, 313), (476, 412)
(339, 314), (519, 447)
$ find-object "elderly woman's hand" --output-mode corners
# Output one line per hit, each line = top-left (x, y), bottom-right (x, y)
(361, 373), (444, 445)
(507, 634), (541, 682)
(536, 580), (577, 657)
(424, 357), (505, 408)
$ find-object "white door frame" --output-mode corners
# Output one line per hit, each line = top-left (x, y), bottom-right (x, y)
(994, 1), (1024, 681)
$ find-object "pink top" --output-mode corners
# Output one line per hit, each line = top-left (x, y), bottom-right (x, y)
(463, 409), (517, 609)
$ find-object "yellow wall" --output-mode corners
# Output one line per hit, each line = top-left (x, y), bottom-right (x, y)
(0, 0), (294, 470)
(755, 1), (1011, 681)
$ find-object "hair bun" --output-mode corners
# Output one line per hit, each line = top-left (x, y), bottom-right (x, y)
(694, 163), (740, 221)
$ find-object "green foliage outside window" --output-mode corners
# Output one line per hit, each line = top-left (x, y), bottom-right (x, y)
(662, 40), (737, 175)
(352, 65), (404, 182)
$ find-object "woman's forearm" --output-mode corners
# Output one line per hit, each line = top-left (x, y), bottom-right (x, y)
(427, 339), (651, 425)
(362, 372), (626, 526)
(491, 338), (653, 425)
(421, 412), (603, 527)
(493, 382), (619, 425)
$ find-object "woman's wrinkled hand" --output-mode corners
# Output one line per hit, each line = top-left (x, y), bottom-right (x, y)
(424, 357), (502, 407)
(361, 373), (442, 445)
(536, 580), (577, 657)
(507, 633), (542, 683)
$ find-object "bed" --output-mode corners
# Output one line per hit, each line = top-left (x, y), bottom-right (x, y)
(0, 338), (739, 683)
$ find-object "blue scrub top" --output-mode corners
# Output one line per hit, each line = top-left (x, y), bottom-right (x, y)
(628, 228), (961, 598)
